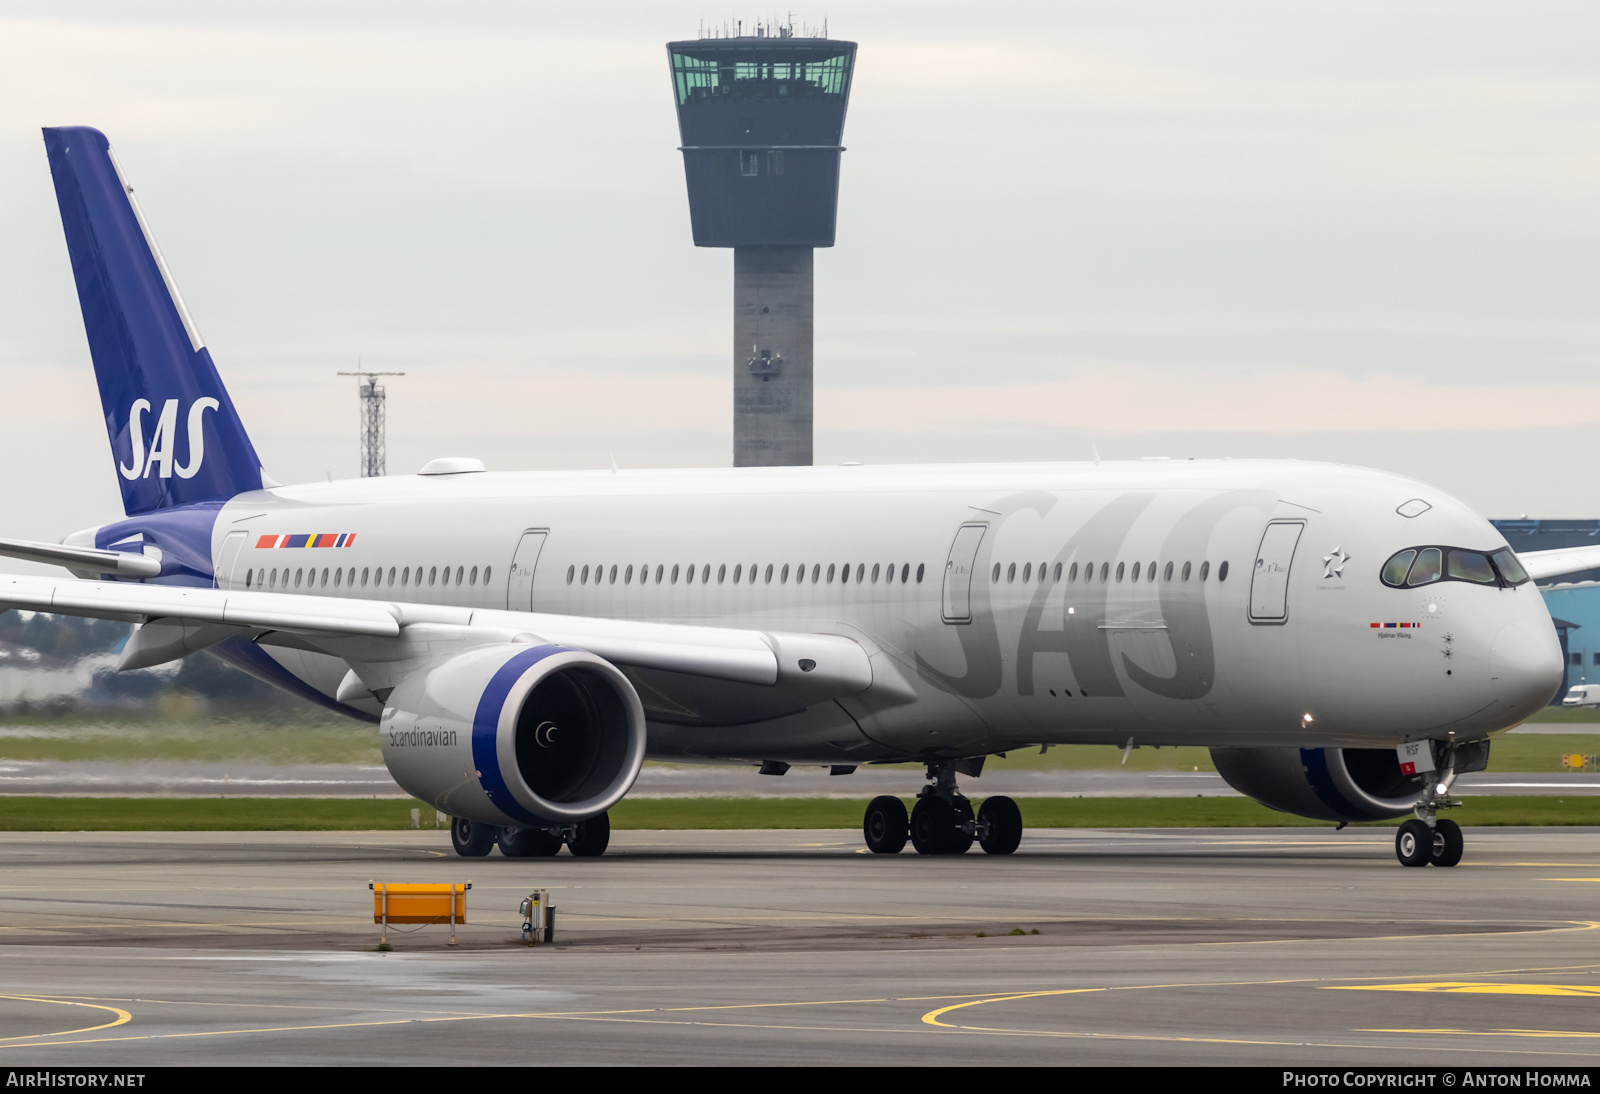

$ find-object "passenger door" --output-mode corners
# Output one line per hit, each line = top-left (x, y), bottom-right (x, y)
(506, 530), (548, 611)
(214, 531), (247, 590)
(1249, 520), (1305, 624)
(941, 523), (988, 624)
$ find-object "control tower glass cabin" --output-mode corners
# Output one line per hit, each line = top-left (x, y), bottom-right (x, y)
(667, 33), (857, 467)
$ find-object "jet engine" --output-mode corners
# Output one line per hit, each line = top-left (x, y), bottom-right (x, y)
(380, 643), (646, 828)
(1209, 743), (1487, 823)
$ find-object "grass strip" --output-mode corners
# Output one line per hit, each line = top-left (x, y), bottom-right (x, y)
(2, 795), (1600, 831)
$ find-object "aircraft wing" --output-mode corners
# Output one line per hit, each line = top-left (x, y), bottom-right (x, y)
(0, 572), (872, 697)
(1514, 545), (1600, 583)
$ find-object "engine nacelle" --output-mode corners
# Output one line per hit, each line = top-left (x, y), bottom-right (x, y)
(381, 643), (646, 828)
(1210, 746), (1431, 823)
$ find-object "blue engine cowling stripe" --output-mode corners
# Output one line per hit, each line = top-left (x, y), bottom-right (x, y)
(471, 644), (568, 827)
(1299, 747), (1387, 822)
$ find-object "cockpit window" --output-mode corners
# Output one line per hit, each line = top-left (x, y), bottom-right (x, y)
(1381, 550), (1416, 586)
(1406, 548), (1442, 586)
(1382, 545), (1529, 589)
(1492, 549), (1530, 585)
(1447, 550), (1496, 584)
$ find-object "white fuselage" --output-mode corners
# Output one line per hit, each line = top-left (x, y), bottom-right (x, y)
(205, 458), (1562, 763)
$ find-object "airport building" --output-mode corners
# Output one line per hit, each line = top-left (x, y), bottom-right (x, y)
(665, 26), (857, 467)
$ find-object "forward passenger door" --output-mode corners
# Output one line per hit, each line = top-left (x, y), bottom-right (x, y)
(1249, 520), (1305, 624)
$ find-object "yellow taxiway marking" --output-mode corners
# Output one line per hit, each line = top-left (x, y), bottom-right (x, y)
(923, 989), (1105, 1027)
(1329, 982), (1600, 997)
(0, 996), (131, 1041)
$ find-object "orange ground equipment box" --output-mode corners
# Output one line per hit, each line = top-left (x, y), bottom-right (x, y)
(370, 881), (471, 946)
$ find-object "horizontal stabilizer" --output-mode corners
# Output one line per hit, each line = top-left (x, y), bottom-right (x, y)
(0, 535), (160, 578)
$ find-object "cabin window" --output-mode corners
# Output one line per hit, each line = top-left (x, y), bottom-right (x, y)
(1217, 561), (1229, 582)
(916, 563), (925, 582)
(733, 564), (742, 584)
(815, 564), (824, 583)
(827, 564), (836, 583)
(903, 563), (912, 583)
(702, 564), (711, 584)
(1053, 562), (1062, 582)
(718, 564), (727, 584)
(671, 564), (680, 584)
(782, 564), (791, 583)
(580, 565), (589, 584)
(1068, 562), (1078, 582)
(1200, 561), (1210, 581)
(1116, 562), (1125, 582)
(655, 564), (665, 583)
(1131, 562), (1140, 582)
(624, 564), (633, 584)
(1163, 561), (1173, 581)
(993, 563), (1002, 583)
(333, 568), (341, 588)
(871, 563), (880, 583)
(856, 563), (865, 583)
(428, 567), (437, 586)
(1007, 563), (1016, 583)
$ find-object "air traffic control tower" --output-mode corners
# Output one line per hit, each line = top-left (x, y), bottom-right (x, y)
(666, 26), (857, 466)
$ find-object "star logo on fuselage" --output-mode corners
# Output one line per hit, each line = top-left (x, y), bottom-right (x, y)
(1322, 546), (1350, 580)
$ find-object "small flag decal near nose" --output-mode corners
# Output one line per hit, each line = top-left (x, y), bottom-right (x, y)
(253, 534), (358, 549)
(1369, 622), (1421, 628)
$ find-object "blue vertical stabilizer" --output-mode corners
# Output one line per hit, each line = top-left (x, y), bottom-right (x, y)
(44, 126), (265, 516)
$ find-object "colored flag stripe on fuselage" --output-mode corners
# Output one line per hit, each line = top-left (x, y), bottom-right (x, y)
(254, 534), (357, 549)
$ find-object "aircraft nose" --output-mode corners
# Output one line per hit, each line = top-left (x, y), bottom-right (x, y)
(1489, 615), (1565, 722)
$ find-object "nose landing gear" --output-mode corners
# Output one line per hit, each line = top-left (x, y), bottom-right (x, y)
(1395, 742), (1466, 868)
(860, 760), (1023, 855)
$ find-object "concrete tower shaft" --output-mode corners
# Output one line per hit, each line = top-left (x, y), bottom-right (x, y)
(734, 247), (813, 466)
(666, 30), (856, 467)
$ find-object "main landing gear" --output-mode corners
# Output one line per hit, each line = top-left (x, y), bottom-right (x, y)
(450, 812), (612, 858)
(1395, 742), (1465, 868)
(862, 760), (1023, 856)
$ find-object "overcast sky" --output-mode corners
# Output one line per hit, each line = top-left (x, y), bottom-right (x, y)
(1, 1), (1598, 548)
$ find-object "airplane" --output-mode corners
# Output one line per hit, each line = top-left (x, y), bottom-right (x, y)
(0, 126), (1586, 867)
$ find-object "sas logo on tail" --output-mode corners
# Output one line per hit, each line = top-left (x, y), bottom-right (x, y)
(118, 398), (219, 480)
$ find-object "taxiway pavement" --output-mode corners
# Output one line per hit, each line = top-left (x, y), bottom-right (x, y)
(2, 827), (1600, 1065)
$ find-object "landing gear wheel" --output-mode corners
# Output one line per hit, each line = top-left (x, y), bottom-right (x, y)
(499, 826), (562, 858)
(863, 795), (908, 854)
(978, 796), (1023, 855)
(1395, 819), (1432, 867)
(450, 817), (495, 858)
(910, 797), (953, 854)
(567, 811), (611, 858)
(1430, 819), (1464, 867)
(948, 797), (975, 855)
(910, 797), (973, 854)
